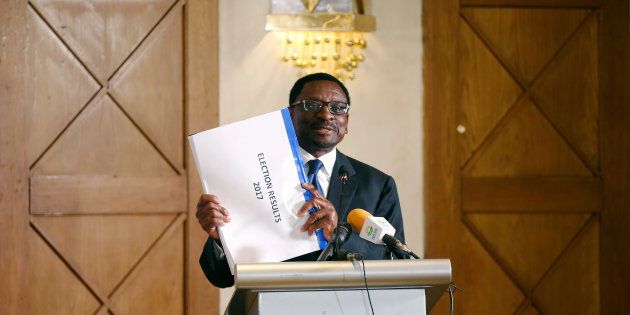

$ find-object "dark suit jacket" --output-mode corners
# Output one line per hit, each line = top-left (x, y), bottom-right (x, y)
(199, 150), (406, 288)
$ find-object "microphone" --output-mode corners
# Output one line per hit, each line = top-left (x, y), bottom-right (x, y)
(382, 234), (420, 259)
(347, 208), (420, 259)
(316, 223), (352, 261)
(347, 209), (395, 245)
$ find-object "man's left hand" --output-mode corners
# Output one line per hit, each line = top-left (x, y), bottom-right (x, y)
(297, 183), (338, 241)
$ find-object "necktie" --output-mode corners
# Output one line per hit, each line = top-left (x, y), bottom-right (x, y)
(306, 159), (327, 249)
(307, 159), (324, 195)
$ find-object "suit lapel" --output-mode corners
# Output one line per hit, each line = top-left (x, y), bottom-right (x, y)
(328, 151), (357, 222)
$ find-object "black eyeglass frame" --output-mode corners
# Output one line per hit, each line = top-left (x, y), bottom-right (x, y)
(289, 99), (351, 115)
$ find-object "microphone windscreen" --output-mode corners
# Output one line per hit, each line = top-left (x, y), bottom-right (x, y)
(347, 208), (372, 233)
(337, 223), (352, 243)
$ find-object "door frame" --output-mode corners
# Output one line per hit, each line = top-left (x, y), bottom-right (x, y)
(0, 0), (29, 314)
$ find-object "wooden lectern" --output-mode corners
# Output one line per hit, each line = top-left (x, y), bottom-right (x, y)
(225, 259), (452, 315)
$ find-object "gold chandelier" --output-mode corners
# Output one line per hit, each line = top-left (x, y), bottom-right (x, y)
(266, 0), (375, 81)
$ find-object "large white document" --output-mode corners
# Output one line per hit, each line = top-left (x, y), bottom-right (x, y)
(188, 109), (324, 274)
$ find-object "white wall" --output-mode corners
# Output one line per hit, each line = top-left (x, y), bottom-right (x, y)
(219, 0), (423, 311)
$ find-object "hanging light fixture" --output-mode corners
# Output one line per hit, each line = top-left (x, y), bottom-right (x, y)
(266, 0), (375, 81)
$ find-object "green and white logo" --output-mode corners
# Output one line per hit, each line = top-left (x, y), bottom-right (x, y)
(366, 226), (375, 238)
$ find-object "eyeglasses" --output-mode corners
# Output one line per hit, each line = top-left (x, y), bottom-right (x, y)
(290, 99), (351, 115)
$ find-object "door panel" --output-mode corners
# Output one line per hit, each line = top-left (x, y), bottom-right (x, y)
(462, 98), (592, 177)
(25, 1), (187, 313)
(465, 213), (591, 290)
(461, 8), (589, 84)
(28, 229), (102, 315)
(31, 95), (175, 175)
(26, 4), (100, 167)
(29, 0), (175, 81)
(457, 5), (600, 314)
(533, 221), (600, 315)
(3, 0), (219, 313)
(108, 7), (184, 171)
(530, 15), (599, 169)
(458, 19), (521, 164)
(104, 217), (185, 315)
(34, 215), (177, 293)
(459, 226), (526, 314)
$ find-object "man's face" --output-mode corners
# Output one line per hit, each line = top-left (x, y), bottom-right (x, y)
(290, 80), (349, 157)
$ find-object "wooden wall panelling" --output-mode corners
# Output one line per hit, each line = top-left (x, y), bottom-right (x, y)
(460, 4), (600, 313)
(533, 217), (600, 314)
(29, 219), (120, 314)
(531, 13), (599, 169)
(26, 3), (100, 167)
(423, 0), (461, 313)
(458, 226), (525, 314)
(461, 0), (602, 8)
(517, 304), (542, 315)
(106, 214), (186, 315)
(600, 0), (630, 313)
(465, 212), (591, 290)
(29, 0), (175, 81)
(31, 94), (176, 176)
(0, 1), (29, 314)
(186, 0), (221, 314)
(34, 214), (176, 294)
(458, 19), (522, 165)
(25, 0), (188, 313)
(463, 97), (592, 177)
(425, 1), (606, 314)
(461, 7), (589, 86)
(27, 226), (103, 315)
(462, 177), (602, 212)
(109, 3), (184, 172)
(31, 175), (186, 214)
(461, 6), (601, 174)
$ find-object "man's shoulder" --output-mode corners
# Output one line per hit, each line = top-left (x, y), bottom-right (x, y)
(337, 151), (392, 181)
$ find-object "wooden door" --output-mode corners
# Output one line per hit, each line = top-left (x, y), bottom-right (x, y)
(13, 0), (212, 313)
(425, 0), (629, 314)
(26, 0), (185, 313)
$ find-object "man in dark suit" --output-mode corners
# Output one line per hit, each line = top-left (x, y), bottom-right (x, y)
(196, 73), (406, 288)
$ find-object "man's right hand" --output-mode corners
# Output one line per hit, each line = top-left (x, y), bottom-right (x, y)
(196, 194), (231, 240)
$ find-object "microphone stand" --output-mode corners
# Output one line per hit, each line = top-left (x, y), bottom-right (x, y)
(327, 167), (351, 262)
(332, 249), (363, 261)
(316, 223), (351, 261)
